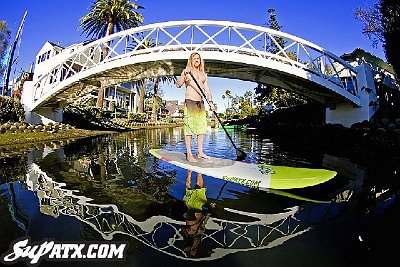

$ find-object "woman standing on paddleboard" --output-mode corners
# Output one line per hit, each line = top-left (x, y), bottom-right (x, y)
(176, 52), (216, 163)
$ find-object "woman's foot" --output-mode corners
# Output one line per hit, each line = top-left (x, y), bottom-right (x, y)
(186, 154), (198, 163)
(197, 153), (210, 159)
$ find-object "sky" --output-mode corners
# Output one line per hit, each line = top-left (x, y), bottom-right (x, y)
(1, 0), (385, 110)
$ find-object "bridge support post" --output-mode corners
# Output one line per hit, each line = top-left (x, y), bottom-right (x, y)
(326, 61), (378, 127)
(24, 107), (63, 125)
(21, 81), (64, 125)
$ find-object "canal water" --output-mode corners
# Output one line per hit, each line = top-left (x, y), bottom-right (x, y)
(1, 126), (399, 267)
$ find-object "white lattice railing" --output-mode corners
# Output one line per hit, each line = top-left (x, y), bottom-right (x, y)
(32, 20), (358, 105)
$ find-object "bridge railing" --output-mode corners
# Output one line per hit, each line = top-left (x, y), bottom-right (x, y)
(32, 20), (358, 105)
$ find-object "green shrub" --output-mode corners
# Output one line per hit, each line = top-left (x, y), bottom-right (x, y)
(128, 112), (147, 122)
(115, 112), (127, 118)
(0, 96), (25, 123)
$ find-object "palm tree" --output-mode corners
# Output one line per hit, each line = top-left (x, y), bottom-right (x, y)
(127, 79), (145, 113)
(224, 89), (233, 118)
(221, 94), (227, 118)
(225, 89), (232, 108)
(79, 0), (144, 110)
(137, 80), (146, 113)
(150, 76), (176, 121)
(129, 37), (156, 114)
(127, 36), (176, 121)
(150, 78), (159, 121)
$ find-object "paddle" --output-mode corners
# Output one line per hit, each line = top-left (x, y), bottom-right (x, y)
(189, 72), (247, 161)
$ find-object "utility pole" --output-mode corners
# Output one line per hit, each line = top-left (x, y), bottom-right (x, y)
(4, 11), (27, 95)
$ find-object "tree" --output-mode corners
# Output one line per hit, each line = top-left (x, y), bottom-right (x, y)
(255, 83), (307, 109)
(256, 8), (306, 109)
(79, 0), (144, 109)
(223, 89), (233, 119)
(355, 0), (400, 79)
(265, 8), (285, 54)
(221, 94), (227, 116)
(129, 37), (155, 115)
(127, 36), (176, 119)
(137, 80), (146, 113)
(150, 78), (159, 121)
(134, 79), (153, 113)
(150, 76), (176, 121)
(0, 20), (11, 78)
(130, 37), (177, 121)
(236, 91), (258, 119)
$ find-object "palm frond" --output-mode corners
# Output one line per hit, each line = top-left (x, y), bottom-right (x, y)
(79, 0), (144, 39)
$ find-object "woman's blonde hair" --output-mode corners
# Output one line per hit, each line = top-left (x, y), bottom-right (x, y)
(186, 52), (205, 73)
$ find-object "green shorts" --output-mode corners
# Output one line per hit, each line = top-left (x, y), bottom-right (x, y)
(184, 99), (207, 135)
(183, 187), (207, 211)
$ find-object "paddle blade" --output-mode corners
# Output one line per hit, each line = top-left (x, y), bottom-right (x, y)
(236, 149), (247, 161)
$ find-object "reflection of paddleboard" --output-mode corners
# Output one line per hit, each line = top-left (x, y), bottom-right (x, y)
(269, 189), (330, 204)
(149, 149), (337, 190)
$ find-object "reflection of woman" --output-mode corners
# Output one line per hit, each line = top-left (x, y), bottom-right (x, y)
(181, 169), (215, 257)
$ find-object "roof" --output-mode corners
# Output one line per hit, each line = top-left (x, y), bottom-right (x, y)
(47, 41), (64, 49)
(340, 48), (395, 74)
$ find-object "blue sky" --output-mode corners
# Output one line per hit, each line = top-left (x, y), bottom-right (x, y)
(1, 0), (384, 109)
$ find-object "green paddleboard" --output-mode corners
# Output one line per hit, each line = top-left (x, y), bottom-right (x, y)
(149, 149), (337, 190)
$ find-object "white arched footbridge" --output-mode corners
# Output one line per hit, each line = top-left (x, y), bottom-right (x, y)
(23, 20), (380, 127)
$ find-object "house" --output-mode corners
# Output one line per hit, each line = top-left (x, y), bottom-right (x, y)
(30, 41), (136, 113)
(340, 48), (399, 109)
(103, 83), (136, 112)
(33, 41), (65, 82)
(19, 40), (141, 124)
(340, 48), (396, 79)
(164, 100), (183, 117)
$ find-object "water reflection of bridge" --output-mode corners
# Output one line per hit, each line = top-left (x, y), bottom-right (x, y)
(22, 154), (354, 261)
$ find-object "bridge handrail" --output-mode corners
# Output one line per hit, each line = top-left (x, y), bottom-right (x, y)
(89, 19), (357, 71)
(32, 20), (358, 106)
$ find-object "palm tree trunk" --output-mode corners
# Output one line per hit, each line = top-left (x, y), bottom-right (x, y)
(151, 78), (159, 121)
(96, 87), (104, 110)
(103, 20), (113, 60)
(96, 21), (113, 110)
(137, 80), (145, 113)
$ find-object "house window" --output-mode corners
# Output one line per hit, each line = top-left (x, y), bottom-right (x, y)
(37, 51), (51, 64)
(341, 77), (356, 94)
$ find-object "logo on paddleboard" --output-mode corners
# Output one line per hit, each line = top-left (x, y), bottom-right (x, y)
(222, 176), (262, 188)
(258, 165), (275, 175)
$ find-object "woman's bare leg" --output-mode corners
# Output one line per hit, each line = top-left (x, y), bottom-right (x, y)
(197, 134), (209, 159)
(186, 169), (193, 188)
(195, 172), (204, 188)
(185, 135), (197, 163)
